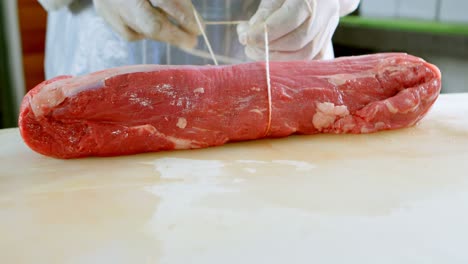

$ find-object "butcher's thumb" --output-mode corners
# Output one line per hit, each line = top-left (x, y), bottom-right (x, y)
(237, 22), (250, 46)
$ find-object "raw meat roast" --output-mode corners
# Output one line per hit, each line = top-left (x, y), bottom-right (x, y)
(19, 53), (441, 159)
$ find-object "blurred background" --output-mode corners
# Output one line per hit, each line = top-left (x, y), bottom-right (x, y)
(1, 0), (467, 129)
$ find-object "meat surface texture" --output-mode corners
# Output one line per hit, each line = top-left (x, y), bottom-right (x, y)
(19, 53), (442, 159)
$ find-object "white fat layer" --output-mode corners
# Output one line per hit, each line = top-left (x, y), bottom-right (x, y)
(167, 136), (196, 149)
(384, 100), (399, 114)
(322, 72), (376, 86)
(342, 123), (356, 132)
(130, 124), (199, 149)
(155, 84), (175, 97)
(312, 102), (350, 131)
(249, 109), (264, 115)
(375, 122), (386, 130)
(250, 87), (261, 92)
(132, 124), (158, 134)
(129, 93), (153, 108)
(29, 64), (213, 117)
(194, 87), (205, 94)
(177, 118), (187, 129)
(361, 127), (370, 133)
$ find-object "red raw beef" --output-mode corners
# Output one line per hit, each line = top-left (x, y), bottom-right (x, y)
(19, 53), (441, 159)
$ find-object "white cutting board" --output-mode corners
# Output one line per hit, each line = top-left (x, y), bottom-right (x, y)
(1, 94), (468, 264)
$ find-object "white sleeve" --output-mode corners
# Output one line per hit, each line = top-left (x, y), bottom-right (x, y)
(338, 0), (360, 17)
(37, 0), (75, 11)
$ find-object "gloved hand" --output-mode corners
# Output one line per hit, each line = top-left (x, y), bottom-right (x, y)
(94, 0), (202, 49)
(338, 0), (360, 16)
(237, 0), (359, 61)
(37, 0), (74, 11)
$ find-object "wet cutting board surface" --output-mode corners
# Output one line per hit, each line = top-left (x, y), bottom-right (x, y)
(1, 93), (468, 263)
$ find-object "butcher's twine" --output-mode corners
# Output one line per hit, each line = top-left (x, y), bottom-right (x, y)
(191, 1), (326, 136)
(304, 0), (315, 14)
(189, 1), (314, 136)
(193, 8), (219, 65)
(191, 7), (274, 136)
(263, 24), (272, 136)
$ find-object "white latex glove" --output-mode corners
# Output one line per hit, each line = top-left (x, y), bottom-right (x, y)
(339, 0), (360, 17)
(37, 0), (74, 11)
(94, 0), (201, 49)
(237, 0), (359, 61)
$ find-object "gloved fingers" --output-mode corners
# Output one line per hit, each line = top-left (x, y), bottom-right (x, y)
(237, 22), (250, 45)
(237, 0), (284, 45)
(115, 25), (145, 42)
(150, 12), (198, 49)
(308, 14), (340, 59)
(245, 35), (327, 61)
(296, 18), (337, 60)
(94, 2), (144, 41)
(268, 2), (339, 52)
(338, 0), (360, 16)
(149, 0), (202, 35)
(244, 0), (314, 47)
(267, 18), (317, 51)
(125, 1), (198, 49)
(314, 40), (335, 60)
(244, 46), (265, 61)
(248, 0), (285, 26)
(242, 0), (341, 61)
(244, 45), (310, 61)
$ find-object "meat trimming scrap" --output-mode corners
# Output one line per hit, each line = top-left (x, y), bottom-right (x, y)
(19, 53), (442, 158)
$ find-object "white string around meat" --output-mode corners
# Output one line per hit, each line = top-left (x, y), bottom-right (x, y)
(192, 5), (324, 136)
(192, 10), (272, 136)
(189, 0), (314, 136)
(263, 24), (272, 136)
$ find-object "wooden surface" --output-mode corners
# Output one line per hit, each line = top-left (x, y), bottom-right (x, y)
(17, 0), (47, 92)
(1, 93), (468, 263)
